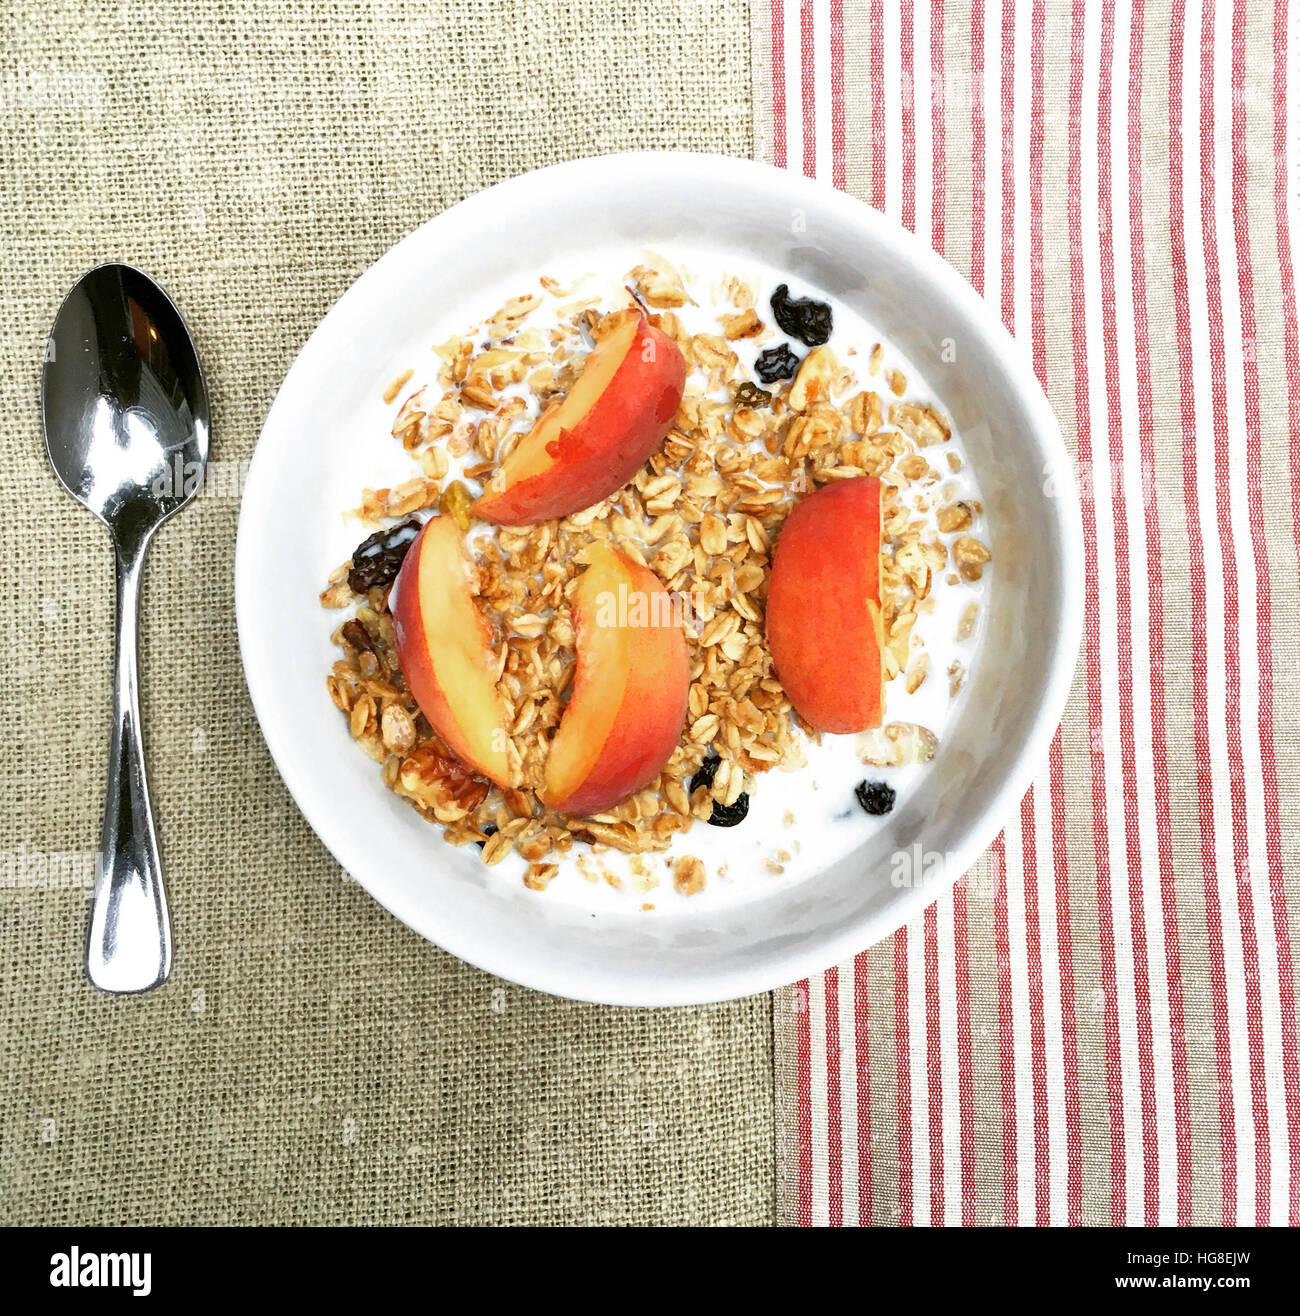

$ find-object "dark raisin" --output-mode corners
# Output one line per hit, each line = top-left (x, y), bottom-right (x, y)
(854, 780), (896, 816)
(689, 753), (749, 825)
(474, 823), (499, 850)
(340, 619), (377, 657)
(770, 283), (833, 346)
(707, 793), (750, 828)
(754, 343), (802, 384)
(735, 380), (773, 409)
(689, 754), (720, 795)
(347, 518), (422, 594)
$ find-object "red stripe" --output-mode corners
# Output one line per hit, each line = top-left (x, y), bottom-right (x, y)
(923, 903), (944, 1223)
(1097, 0), (1162, 1225)
(1167, 0), (1238, 1224)
(1234, 871), (1269, 1224)
(824, 967), (844, 1225)
(970, 0), (987, 296)
(1049, 732), (1085, 1223)
(870, 0), (886, 210)
(964, 4), (992, 1217)
(923, 5), (950, 1224)
(1066, 0), (1126, 1224)
(830, 0), (846, 191)
(771, 0), (788, 170)
(953, 879), (977, 1225)
(795, 979), (813, 1224)
(1226, 0), (1278, 1221)
(894, 927), (913, 1226)
(1020, 793), (1051, 1224)
(1232, 0), (1299, 1225)
(1028, 0), (1047, 381)
(1197, 0), (1271, 1223)
(800, 0), (817, 179)
(1269, 0), (1300, 1228)
(1024, 0), (1053, 1225)
(855, 953), (873, 1224)
(900, 0), (917, 231)
(1128, 0), (1194, 1226)
(931, 0), (946, 252)
(927, 0), (969, 1227)
(999, 0), (1016, 330)
(991, 834), (1017, 1221)
(992, 0), (1018, 1224)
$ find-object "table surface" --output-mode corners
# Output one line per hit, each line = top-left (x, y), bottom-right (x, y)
(0, 0), (772, 1227)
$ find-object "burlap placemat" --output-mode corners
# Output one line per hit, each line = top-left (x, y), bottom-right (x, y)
(0, 0), (772, 1226)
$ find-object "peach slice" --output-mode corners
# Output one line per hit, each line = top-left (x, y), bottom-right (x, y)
(766, 477), (885, 734)
(473, 308), (686, 526)
(541, 541), (689, 816)
(390, 516), (512, 787)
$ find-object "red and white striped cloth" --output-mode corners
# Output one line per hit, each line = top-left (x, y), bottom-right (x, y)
(754, 0), (1300, 1226)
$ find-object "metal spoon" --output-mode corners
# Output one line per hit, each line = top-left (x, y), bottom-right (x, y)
(42, 264), (209, 993)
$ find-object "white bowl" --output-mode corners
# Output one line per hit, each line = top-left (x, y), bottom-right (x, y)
(236, 151), (1082, 1006)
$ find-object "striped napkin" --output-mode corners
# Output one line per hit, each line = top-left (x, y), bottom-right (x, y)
(754, 0), (1299, 1226)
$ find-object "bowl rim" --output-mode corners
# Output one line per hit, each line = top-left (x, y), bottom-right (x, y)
(235, 149), (1084, 1006)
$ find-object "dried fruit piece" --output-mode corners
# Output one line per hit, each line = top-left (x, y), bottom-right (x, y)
(689, 754), (720, 795)
(340, 619), (377, 657)
(706, 792), (750, 827)
(347, 518), (422, 594)
(754, 343), (802, 384)
(770, 283), (833, 346)
(788, 345), (838, 411)
(440, 480), (474, 530)
(735, 380), (773, 409)
(687, 753), (749, 826)
(854, 779), (896, 816)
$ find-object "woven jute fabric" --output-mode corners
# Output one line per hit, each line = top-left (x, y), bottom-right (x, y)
(758, 0), (1300, 1226)
(0, 0), (772, 1226)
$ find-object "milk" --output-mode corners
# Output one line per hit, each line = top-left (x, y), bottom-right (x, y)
(351, 245), (990, 911)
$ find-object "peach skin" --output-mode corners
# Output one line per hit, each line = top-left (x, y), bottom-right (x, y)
(473, 308), (686, 526)
(541, 541), (690, 816)
(390, 515), (512, 787)
(765, 476), (885, 734)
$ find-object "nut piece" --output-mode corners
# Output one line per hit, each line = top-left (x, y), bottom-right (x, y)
(381, 704), (416, 753)
(952, 535), (992, 581)
(788, 345), (838, 412)
(398, 745), (489, 822)
(720, 308), (764, 340)
(956, 601), (979, 641)
(629, 263), (690, 308)
(855, 722), (939, 767)
(673, 855), (706, 896)
(936, 500), (975, 533)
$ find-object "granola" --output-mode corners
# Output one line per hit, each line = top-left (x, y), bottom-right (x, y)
(321, 259), (991, 897)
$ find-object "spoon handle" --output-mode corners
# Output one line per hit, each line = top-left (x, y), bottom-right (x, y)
(86, 535), (172, 993)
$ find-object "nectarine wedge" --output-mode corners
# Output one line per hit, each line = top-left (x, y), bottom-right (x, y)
(390, 516), (512, 787)
(473, 309), (686, 526)
(541, 542), (689, 816)
(766, 477), (885, 734)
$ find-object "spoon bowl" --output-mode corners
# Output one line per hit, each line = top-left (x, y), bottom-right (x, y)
(42, 264), (209, 992)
